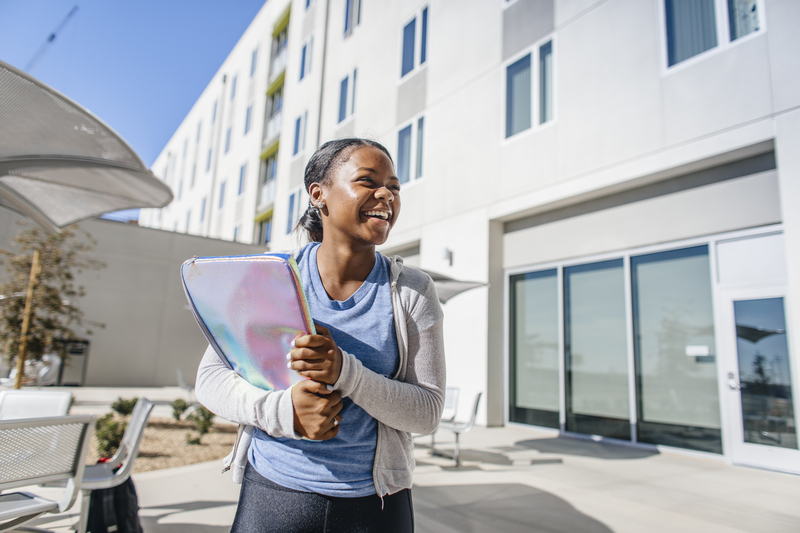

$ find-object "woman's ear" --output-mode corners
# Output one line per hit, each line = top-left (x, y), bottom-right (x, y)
(309, 183), (323, 207)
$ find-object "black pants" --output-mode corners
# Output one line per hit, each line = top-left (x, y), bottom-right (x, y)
(231, 461), (414, 533)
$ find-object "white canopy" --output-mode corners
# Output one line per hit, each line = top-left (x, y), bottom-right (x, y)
(0, 60), (172, 232)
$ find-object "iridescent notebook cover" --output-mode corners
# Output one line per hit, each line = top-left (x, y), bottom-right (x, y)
(180, 254), (316, 391)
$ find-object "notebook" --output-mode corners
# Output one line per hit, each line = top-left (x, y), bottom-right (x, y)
(180, 253), (316, 391)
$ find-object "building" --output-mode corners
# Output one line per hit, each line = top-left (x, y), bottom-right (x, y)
(141, 0), (800, 474)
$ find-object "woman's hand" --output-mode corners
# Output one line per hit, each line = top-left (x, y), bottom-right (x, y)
(288, 323), (342, 385)
(291, 379), (343, 440)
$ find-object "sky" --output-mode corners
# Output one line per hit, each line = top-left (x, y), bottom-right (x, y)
(0, 0), (268, 220)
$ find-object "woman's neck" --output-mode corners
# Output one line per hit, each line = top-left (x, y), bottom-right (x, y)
(315, 241), (376, 301)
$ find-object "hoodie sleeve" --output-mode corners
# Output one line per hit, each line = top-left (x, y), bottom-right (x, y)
(195, 344), (301, 439)
(332, 269), (446, 435)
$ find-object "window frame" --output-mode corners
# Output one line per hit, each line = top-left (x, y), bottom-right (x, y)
(244, 103), (253, 135)
(502, 35), (557, 142)
(659, 0), (767, 74)
(299, 36), (313, 81)
(250, 46), (259, 77)
(398, 6), (429, 81)
(337, 68), (358, 124)
(238, 163), (247, 196)
(292, 111), (308, 158)
(344, 0), (362, 37)
(396, 112), (426, 186)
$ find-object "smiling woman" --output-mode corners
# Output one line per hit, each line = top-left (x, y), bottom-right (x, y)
(195, 138), (446, 533)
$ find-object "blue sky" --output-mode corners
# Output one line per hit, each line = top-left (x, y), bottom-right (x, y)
(0, 1), (268, 220)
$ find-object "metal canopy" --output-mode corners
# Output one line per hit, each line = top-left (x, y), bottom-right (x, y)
(421, 269), (488, 304)
(0, 60), (172, 232)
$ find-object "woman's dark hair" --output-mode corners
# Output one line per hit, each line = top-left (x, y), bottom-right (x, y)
(298, 138), (393, 242)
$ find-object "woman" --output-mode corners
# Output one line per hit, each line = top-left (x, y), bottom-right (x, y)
(195, 138), (446, 532)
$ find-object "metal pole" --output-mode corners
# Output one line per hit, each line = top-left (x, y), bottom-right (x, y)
(14, 250), (41, 389)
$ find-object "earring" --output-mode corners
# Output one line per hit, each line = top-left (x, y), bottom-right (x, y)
(318, 201), (325, 210)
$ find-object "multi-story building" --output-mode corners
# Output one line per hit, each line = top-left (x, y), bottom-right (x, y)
(141, 0), (800, 475)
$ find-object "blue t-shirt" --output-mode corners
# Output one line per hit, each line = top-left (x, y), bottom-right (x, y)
(249, 243), (399, 497)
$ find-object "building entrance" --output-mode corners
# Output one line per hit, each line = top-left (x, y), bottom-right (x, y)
(716, 233), (799, 473)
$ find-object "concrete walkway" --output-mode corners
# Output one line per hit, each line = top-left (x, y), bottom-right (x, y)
(16, 388), (800, 532)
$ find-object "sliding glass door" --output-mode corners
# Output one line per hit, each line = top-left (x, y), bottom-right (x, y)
(564, 260), (630, 439)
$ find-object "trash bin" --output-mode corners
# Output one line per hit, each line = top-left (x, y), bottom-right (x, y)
(59, 340), (90, 386)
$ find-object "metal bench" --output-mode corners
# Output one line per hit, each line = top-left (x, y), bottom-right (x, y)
(0, 414), (95, 531)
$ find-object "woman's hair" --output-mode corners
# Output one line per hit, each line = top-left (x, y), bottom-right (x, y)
(298, 138), (393, 242)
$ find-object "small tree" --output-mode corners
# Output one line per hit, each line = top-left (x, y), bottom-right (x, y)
(0, 223), (105, 367)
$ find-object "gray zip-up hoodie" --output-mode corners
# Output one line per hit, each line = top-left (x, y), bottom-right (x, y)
(194, 254), (446, 497)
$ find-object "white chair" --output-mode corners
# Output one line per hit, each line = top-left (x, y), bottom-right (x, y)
(432, 392), (482, 467)
(0, 390), (72, 420)
(73, 397), (154, 533)
(431, 387), (459, 449)
(36, 354), (61, 387)
(177, 368), (194, 402)
(0, 414), (95, 532)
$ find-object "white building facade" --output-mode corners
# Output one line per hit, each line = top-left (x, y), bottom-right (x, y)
(142, 0), (800, 474)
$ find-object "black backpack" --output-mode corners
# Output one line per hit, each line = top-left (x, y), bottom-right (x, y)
(86, 477), (144, 533)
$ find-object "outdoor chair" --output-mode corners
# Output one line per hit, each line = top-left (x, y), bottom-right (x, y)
(73, 397), (153, 533)
(431, 392), (482, 467)
(35, 354), (61, 387)
(177, 368), (194, 402)
(0, 414), (95, 532)
(430, 387), (459, 449)
(0, 390), (72, 420)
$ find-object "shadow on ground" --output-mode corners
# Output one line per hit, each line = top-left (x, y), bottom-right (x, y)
(138, 500), (236, 533)
(413, 483), (613, 533)
(515, 437), (659, 460)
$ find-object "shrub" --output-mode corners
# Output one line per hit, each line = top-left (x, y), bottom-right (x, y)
(171, 398), (189, 421)
(95, 413), (127, 458)
(187, 406), (215, 436)
(111, 397), (138, 417)
(185, 432), (201, 445)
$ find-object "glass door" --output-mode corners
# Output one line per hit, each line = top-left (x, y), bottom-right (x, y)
(719, 289), (800, 473)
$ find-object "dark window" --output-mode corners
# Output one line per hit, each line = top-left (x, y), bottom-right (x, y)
(420, 7), (428, 64)
(506, 54), (531, 137)
(665, 0), (718, 66)
(338, 76), (349, 123)
(401, 19), (416, 77)
(397, 124), (412, 184)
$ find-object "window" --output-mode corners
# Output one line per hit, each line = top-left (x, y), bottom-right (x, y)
(211, 101), (217, 124)
(177, 179), (183, 200)
(286, 191), (297, 234)
(225, 127), (232, 153)
(539, 42), (553, 124)
(506, 39), (554, 138)
(400, 7), (428, 78)
(238, 163), (247, 195)
(344, 0), (361, 36)
(244, 104), (253, 134)
(230, 74), (237, 101)
(250, 47), (258, 77)
(196, 121), (202, 141)
(300, 37), (313, 81)
(728, 0), (760, 40)
(191, 163), (196, 187)
(397, 115), (425, 184)
(185, 210), (191, 233)
(219, 181), (226, 209)
(509, 243), (722, 453)
(664, 0), (761, 67)
(200, 197), (206, 222)
(233, 224), (240, 242)
(267, 86), (283, 119)
(262, 154), (278, 185)
(293, 111), (308, 156)
(259, 217), (273, 245)
(206, 149), (212, 171)
(338, 69), (357, 123)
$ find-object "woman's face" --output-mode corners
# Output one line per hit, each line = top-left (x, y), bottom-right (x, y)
(312, 146), (401, 249)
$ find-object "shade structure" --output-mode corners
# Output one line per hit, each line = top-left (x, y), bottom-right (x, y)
(420, 269), (487, 304)
(0, 60), (172, 232)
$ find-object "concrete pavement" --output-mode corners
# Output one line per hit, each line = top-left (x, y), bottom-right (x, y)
(15, 387), (800, 532)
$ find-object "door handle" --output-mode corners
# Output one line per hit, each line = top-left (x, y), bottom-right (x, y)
(728, 379), (747, 390)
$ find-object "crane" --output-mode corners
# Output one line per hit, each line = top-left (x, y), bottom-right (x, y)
(25, 5), (79, 73)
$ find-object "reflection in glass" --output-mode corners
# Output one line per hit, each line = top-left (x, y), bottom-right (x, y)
(510, 270), (559, 428)
(632, 246), (722, 453)
(728, 0), (760, 41)
(564, 260), (630, 439)
(734, 298), (797, 449)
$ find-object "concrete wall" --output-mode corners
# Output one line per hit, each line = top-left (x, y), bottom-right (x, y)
(0, 211), (263, 387)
